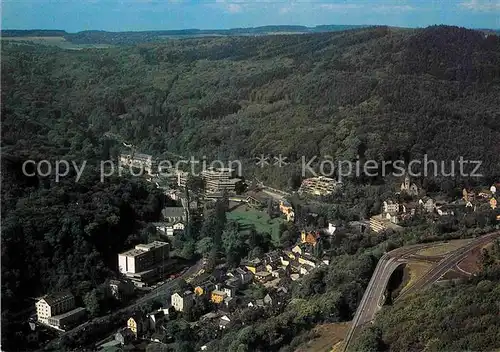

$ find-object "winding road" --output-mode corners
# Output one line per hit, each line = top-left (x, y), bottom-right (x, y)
(342, 232), (500, 352)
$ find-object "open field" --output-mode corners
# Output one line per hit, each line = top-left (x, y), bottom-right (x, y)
(416, 239), (472, 256)
(227, 205), (283, 244)
(439, 269), (468, 280)
(402, 262), (433, 290)
(295, 322), (350, 352)
(457, 242), (493, 274)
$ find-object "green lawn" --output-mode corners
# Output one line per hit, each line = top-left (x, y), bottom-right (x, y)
(227, 205), (283, 244)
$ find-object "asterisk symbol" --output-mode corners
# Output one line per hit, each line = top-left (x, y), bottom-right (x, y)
(273, 154), (288, 167)
(255, 154), (270, 168)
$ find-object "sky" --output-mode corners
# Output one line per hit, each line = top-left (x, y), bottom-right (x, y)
(1, 0), (499, 32)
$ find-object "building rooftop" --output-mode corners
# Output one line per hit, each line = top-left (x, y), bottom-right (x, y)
(39, 292), (74, 307)
(135, 241), (169, 252)
(173, 290), (193, 298)
(161, 207), (185, 219)
(119, 241), (169, 257)
(255, 271), (271, 277)
(203, 167), (234, 174)
(133, 152), (153, 160)
(212, 290), (227, 296)
(119, 248), (147, 257)
(49, 307), (86, 320)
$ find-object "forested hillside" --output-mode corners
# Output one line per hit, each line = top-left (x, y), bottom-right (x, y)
(3, 25), (500, 189)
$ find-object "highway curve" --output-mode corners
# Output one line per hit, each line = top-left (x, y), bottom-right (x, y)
(342, 232), (500, 352)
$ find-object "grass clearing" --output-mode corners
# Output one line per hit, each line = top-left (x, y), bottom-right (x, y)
(295, 322), (350, 352)
(416, 239), (471, 256)
(227, 205), (283, 244)
(404, 262), (433, 289)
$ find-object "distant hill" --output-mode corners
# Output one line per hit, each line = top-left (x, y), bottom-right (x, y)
(1, 25), (368, 44)
(0, 29), (68, 37)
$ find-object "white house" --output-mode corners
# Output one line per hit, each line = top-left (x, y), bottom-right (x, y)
(171, 291), (194, 312)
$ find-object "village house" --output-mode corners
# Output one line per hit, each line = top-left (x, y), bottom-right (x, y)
(108, 279), (135, 300)
(115, 327), (135, 345)
(490, 198), (498, 210)
(224, 297), (237, 310)
(381, 199), (415, 225)
(161, 207), (187, 223)
(194, 282), (215, 297)
(246, 192), (268, 209)
(298, 254), (318, 268)
(152, 221), (185, 238)
(263, 293), (275, 306)
(436, 205), (455, 216)
(300, 230), (321, 246)
(369, 214), (403, 233)
(218, 315), (233, 330)
(419, 197), (435, 213)
(292, 243), (314, 256)
(227, 267), (253, 285)
(243, 258), (263, 274)
(463, 188), (476, 202)
(127, 313), (148, 339)
(171, 291), (194, 312)
(201, 311), (220, 322)
(222, 285), (236, 298)
(299, 265), (312, 275)
(263, 250), (283, 266)
(210, 290), (227, 304)
(326, 222), (337, 235)
(348, 220), (369, 233)
(146, 308), (170, 331)
(279, 200), (295, 222)
(254, 271), (273, 283)
(271, 268), (286, 278)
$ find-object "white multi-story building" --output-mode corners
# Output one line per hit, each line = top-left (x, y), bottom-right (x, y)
(118, 241), (169, 275)
(36, 292), (85, 330)
(201, 167), (241, 193)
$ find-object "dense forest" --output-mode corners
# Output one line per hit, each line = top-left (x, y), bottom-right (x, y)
(2, 25), (500, 351)
(3, 25), (500, 188)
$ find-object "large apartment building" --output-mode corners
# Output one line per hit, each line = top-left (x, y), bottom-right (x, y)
(201, 167), (241, 193)
(118, 241), (170, 275)
(177, 167), (242, 194)
(298, 176), (339, 196)
(120, 152), (158, 176)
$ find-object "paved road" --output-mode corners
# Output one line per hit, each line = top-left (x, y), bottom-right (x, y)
(342, 243), (435, 351)
(51, 259), (203, 344)
(342, 232), (500, 352)
(397, 232), (500, 300)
